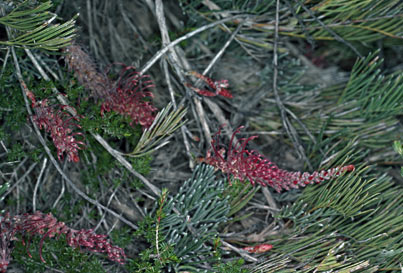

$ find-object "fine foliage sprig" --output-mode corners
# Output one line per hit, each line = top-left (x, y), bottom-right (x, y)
(0, 1), (77, 51)
(128, 102), (187, 157)
(252, 165), (403, 272)
(155, 164), (230, 271)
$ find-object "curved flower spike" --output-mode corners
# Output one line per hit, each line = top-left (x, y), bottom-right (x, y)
(200, 126), (355, 192)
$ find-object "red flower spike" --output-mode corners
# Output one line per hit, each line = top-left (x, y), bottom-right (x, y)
(186, 71), (233, 98)
(201, 126), (355, 192)
(100, 65), (157, 129)
(31, 99), (85, 162)
(0, 211), (126, 269)
(243, 244), (273, 254)
(64, 46), (157, 129)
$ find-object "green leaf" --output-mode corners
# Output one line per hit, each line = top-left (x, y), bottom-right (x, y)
(128, 102), (187, 157)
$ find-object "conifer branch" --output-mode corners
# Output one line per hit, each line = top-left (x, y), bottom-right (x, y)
(0, 1), (77, 51)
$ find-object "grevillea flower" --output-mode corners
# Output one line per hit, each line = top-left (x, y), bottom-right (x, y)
(200, 126), (355, 192)
(185, 71), (233, 98)
(63, 44), (112, 100)
(0, 212), (125, 272)
(31, 99), (85, 162)
(64, 45), (157, 129)
(242, 243), (273, 254)
(100, 65), (157, 128)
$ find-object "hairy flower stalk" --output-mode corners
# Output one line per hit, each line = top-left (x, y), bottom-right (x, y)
(201, 126), (355, 192)
(64, 44), (157, 128)
(31, 98), (85, 162)
(63, 44), (112, 100)
(0, 212), (126, 272)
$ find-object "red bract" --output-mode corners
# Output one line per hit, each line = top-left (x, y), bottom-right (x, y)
(186, 71), (233, 98)
(32, 99), (85, 162)
(0, 211), (126, 272)
(243, 243), (273, 254)
(201, 126), (355, 192)
(100, 65), (157, 129)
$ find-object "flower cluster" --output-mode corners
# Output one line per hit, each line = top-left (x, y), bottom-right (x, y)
(0, 212), (126, 272)
(64, 45), (157, 129)
(100, 65), (157, 128)
(200, 126), (355, 192)
(185, 71), (233, 98)
(31, 98), (85, 162)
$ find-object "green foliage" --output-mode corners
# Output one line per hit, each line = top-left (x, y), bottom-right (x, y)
(6, 143), (25, 161)
(0, 0), (77, 51)
(213, 258), (248, 273)
(223, 178), (258, 218)
(252, 165), (403, 272)
(290, 0), (403, 42)
(130, 191), (180, 272)
(110, 226), (136, 249)
(128, 102), (187, 158)
(132, 165), (231, 272)
(12, 234), (105, 273)
(255, 52), (403, 169)
(0, 63), (26, 133)
(393, 140), (403, 177)
(157, 164), (230, 271)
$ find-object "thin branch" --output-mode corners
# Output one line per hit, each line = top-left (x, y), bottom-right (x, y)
(163, 58), (194, 169)
(91, 133), (161, 197)
(155, 0), (213, 148)
(220, 239), (258, 263)
(33, 157), (47, 212)
(202, 22), (244, 76)
(298, 0), (363, 58)
(272, 0), (312, 170)
(140, 14), (248, 75)
(157, 0), (193, 168)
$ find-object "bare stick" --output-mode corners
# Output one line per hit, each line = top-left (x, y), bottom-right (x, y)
(155, 0), (213, 147)
(163, 59), (194, 169)
(272, 0), (312, 170)
(33, 157), (47, 212)
(220, 239), (258, 263)
(140, 14), (248, 75)
(202, 22), (244, 76)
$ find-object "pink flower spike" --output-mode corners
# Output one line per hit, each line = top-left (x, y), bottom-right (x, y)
(201, 126), (355, 192)
(101, 65), (157, 129)
(31, 99), (85, 162)
(186, 71), (233, 98)
(10, 212), (126, 265)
